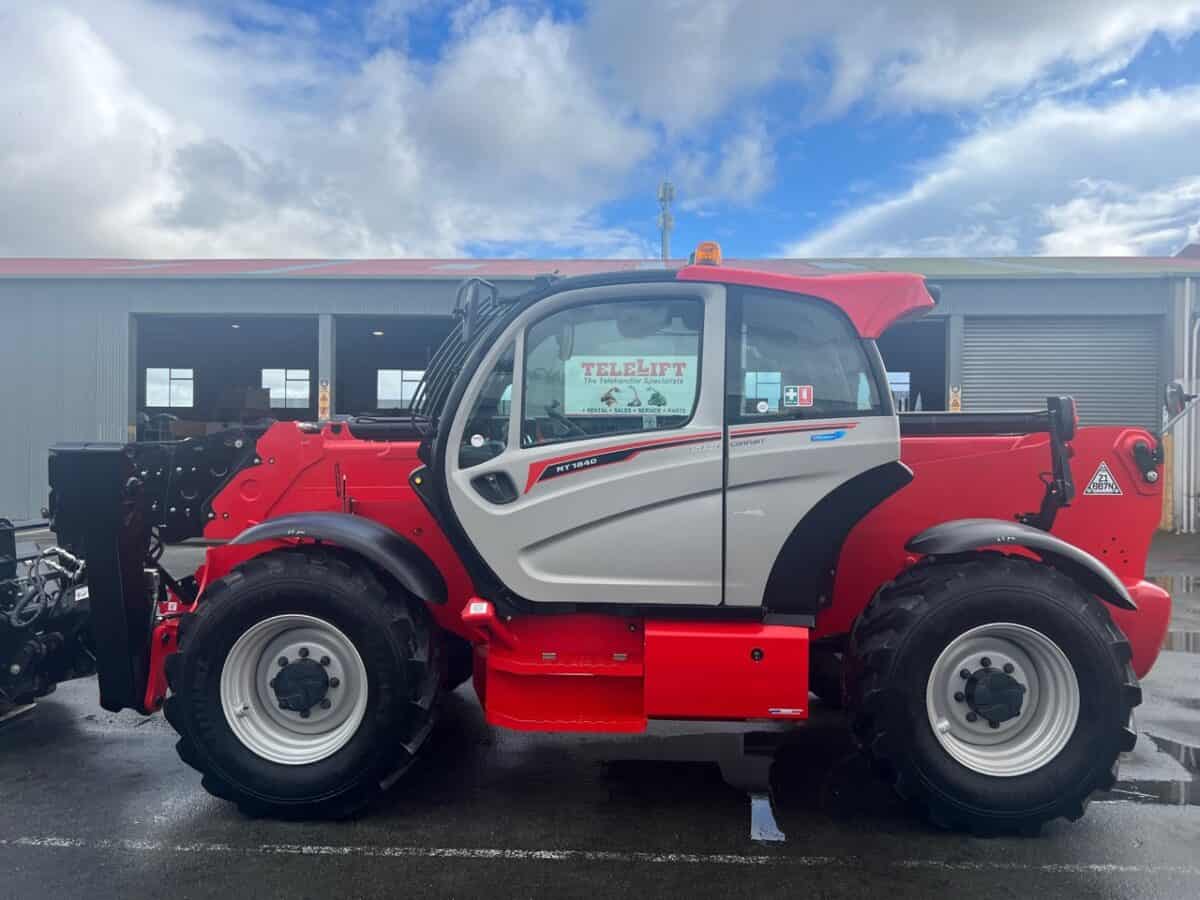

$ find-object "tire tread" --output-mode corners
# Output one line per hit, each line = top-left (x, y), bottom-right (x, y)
(164, 546), (441, 819)
(847, 554), (1141, 835)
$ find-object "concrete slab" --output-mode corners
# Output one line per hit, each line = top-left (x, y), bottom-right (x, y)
(4, 678), (1200, 900)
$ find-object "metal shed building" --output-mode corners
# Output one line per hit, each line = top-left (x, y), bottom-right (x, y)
(1, 255), (1197, 529)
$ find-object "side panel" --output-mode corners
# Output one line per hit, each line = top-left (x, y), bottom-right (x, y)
(445, 283), (727, 606)
(725, 418), (900, 607)
(821, 427), (1169, 677)
(469, 608), (811, 731)
(200, 423), (477, 639)
(643, 621), (809, 720)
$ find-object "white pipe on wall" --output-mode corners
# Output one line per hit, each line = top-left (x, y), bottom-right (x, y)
(1185, 285), (1195, 532)
(1179, 277), (1191, 532)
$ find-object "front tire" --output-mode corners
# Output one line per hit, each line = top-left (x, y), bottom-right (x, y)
(163, 548), (441, 818)
(847, 555), (1140, 835)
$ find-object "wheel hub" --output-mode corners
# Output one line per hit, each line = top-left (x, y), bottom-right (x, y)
(925, 622), (1080, 778)
(219, 614), (369, 766)
(964, 666), (1026, 724)
(272, 657), (330, 715)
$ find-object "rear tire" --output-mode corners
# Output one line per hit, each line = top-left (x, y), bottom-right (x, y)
(846, 555), (1139, 835)
(163, 548), (441, 818)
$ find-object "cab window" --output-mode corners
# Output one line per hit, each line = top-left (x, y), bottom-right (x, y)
(522, 298), (703, 446)
(729, 289), (884, 421)
(459, 343), (515, 469)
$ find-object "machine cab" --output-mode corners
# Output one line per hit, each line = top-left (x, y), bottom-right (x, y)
(433, 247), (934, 613)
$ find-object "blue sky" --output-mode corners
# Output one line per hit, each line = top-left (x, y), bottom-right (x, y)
(3, 1), (1200, 259)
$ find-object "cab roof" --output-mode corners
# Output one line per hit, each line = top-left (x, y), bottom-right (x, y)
(518, 264), (937, 340)
(676, 264), (936, 338)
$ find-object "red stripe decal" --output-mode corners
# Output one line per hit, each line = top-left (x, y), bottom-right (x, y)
(525, 431), (721, 493)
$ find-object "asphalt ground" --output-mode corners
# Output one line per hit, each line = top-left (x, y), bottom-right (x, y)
(1, 532), (1198, 899)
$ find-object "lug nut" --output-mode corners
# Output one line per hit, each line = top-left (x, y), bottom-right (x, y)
(959, 669), (971, 680)
(988, 720), (1000, 729)
(278, 657), (289, 668)
(966, 711), (978, 722)
(980, 657), (992, 668)
(300, 709), (310, 719)
(329, 677), (340, 688)
(954, 691), (965, 702)
(1003, 663), (1014, 674)
(320, 656), (331, 666)
(298, 647), (309, 658)
(320, 699), (331, 709)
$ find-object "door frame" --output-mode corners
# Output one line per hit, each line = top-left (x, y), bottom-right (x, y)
(430, 278), (737, 614)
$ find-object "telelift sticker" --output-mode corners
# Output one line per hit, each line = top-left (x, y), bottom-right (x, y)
(783, 385), (814, 408)
(1084, 461), (1123, 496)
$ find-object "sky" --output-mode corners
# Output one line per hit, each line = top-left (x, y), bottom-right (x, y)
(3, 0), (1200, 260)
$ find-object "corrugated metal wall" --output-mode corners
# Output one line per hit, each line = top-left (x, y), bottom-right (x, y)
(0, 277), (1177, 522)
(0, 278), (500, 521)
(0, 284), (131, 520)
(962, 316), (1162, 430)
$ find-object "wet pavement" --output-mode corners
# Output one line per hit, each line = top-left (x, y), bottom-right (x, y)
(0, 535), (1198, 897)
(1140, 531), (1200, 808)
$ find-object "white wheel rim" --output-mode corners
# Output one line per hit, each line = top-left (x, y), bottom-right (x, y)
(925, 622), (1080, 777)
(219, 614), (369, 766)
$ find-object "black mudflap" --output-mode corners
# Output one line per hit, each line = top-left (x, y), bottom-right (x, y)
(48, 443), (155, 712)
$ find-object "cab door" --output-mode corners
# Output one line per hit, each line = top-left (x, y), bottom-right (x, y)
(444, 281), (726, 606)
(723, 287), (904, 609)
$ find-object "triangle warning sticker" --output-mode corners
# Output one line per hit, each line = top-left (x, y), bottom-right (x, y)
(1084, 461), (1123, 496)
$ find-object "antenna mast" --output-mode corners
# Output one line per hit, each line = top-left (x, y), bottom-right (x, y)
(657, 179), (675, 263)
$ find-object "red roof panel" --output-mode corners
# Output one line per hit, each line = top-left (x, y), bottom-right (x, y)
(677, 265), (935, 338)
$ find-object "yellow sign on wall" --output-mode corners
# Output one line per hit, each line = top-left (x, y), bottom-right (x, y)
(318, 380), (331, 420)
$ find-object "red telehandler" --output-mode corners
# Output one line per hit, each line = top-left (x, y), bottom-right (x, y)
(36, 244), (1173, 834)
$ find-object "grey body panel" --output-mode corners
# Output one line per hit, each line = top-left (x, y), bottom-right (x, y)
(724, 416), (900, 606)
(445, 282), (727, 606)
(906, 517), (1136, 610)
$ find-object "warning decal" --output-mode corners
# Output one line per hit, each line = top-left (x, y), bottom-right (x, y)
(1084, 461), (1123, 496)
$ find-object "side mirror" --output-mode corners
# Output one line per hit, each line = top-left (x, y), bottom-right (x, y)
(1166, 381), (1194, 418)
(454, 278), (497, 345)
(460, 281), (481, 344)
(1047, 395), (1076, 442)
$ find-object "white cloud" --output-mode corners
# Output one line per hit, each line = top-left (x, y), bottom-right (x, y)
(787, 88), (1200, 257)
(582, 0), (1200, 128)
(673, 117), (777, 210)
(1039, 177), (1200, 255)
(4, 1), (1200, 258)
(0, 2), (653, 258)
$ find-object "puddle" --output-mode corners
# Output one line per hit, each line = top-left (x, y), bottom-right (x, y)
(1161, 631), (1200, 653)
(749, 793), (786, 842)
(586, 720), (1200, 832)
(1100, 730), (1199, 807)
(1100, 781), (1199, 805)
(688, 723), (1200, 820)
(1148, 733), (1200, 772)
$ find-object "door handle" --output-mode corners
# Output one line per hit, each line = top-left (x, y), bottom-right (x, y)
(471, 471), (519, 505)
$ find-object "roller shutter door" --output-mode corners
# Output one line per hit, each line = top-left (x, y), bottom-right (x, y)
(962, 316), (1161, 430)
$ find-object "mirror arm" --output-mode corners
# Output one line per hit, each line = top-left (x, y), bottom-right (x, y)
(1162, 393), (1200, 436)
